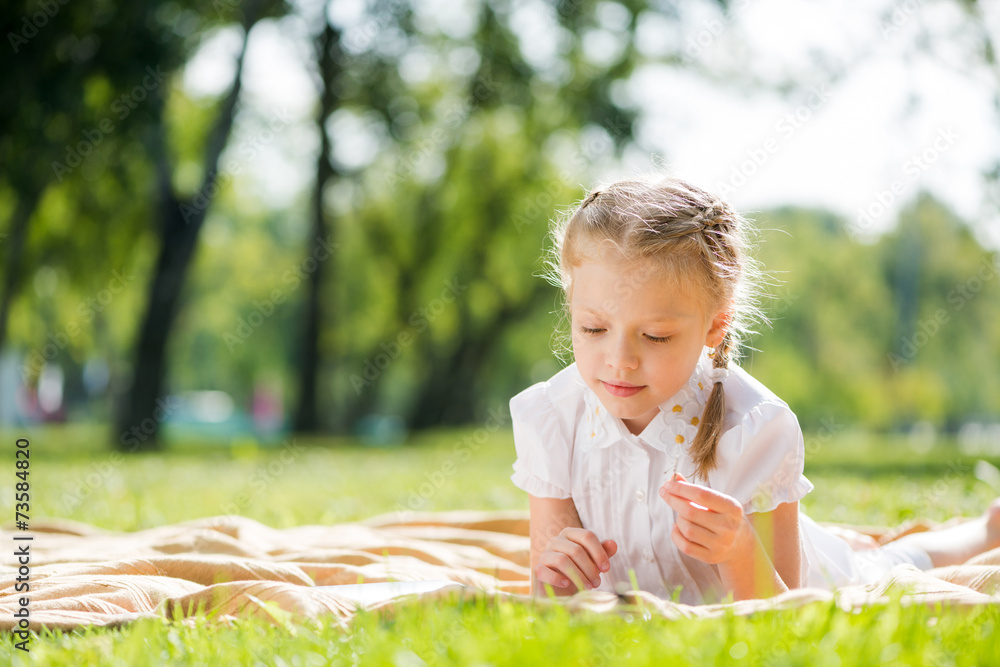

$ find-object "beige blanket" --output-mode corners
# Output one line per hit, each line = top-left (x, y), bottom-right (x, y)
(2, 510), (999, 632)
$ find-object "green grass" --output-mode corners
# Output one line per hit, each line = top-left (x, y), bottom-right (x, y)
(2, 423), (1000, 665)
(8, 592), (1000, 666)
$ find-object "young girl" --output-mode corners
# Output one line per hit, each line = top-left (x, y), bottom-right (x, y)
(509, 175), (1000, 604)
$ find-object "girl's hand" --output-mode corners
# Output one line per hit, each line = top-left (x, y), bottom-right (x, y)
(659, 473), (755, 565)
(534, 527), (617, 595)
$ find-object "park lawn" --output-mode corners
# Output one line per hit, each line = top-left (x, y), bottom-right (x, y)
(2, 423), (1000, 666)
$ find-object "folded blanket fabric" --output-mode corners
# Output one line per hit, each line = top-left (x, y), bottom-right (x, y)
(1, 510), (999, 632)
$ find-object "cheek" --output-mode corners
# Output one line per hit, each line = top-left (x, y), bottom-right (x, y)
(572, 337), (598, 366)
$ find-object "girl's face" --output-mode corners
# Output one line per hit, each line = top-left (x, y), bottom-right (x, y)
(570, 252), (728, 436)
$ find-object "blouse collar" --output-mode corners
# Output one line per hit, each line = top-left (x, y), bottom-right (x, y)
(579, 348), (715, 456)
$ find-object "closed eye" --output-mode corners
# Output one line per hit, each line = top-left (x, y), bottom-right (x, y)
(579, 326), (605, 335)
(644, 334), (671, 343)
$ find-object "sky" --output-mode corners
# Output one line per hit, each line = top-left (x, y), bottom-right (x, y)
(626, 0), (1000, 248)
(182, 0), (1000, 249)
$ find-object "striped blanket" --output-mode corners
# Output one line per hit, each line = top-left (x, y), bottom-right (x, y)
(2, 510), (999, 631)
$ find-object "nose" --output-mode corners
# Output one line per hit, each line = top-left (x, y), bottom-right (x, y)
(606, 332), (639, 370)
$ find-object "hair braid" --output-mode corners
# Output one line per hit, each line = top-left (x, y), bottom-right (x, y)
(687, 204), (740, 482)
(688, 330), (735, 482)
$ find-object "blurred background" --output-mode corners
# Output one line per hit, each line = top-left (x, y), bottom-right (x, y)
(1, 0), (999, 457)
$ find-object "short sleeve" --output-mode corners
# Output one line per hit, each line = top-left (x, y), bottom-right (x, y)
(509, 383), (573, 499)
(714, 401), (814, 514)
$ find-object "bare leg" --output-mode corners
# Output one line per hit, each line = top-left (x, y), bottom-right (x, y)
(824, 525), (880, 550)
(889, 499), (1000, 568)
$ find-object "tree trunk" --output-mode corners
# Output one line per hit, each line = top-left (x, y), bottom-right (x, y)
(114, 5), (262, 451)
(407, 282), (554, 428)
(293, 15), (341, 433)
(116, 197), (200, 451)
(0, 186), (41, 357)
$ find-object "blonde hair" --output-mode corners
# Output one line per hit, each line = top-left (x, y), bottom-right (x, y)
(547, 174), (767, 481)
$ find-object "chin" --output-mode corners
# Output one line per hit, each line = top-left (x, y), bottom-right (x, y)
(599, 397), (647, 420)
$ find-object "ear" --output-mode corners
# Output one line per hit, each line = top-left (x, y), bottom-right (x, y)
(704, 308), (731, 349)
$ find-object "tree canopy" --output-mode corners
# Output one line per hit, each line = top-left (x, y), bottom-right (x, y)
(1, 0), (997, 447)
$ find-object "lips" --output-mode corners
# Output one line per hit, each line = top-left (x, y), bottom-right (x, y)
(601, 380), (644, 397)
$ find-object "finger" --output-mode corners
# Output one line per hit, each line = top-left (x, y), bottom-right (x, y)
(661, 488), (714, 519)
(560, 528), (614, 579)
(658, 471), (685, 494)
(663, 479), (741, 515)
(534, 563), (580, 591)
(663, 492), (740, 538)
(597, 539), (617, 572)
(572, 528), (616, 572)
(545, 539), (603, 588)
(659, 473), (691, 501)
(671, 523), (712, 562)
(675, 513), (718, 545)
(537, 551), (592, 590)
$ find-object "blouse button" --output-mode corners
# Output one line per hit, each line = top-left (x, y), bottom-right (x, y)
(635, 489), (645, 502)
(643, 550), (654, 563)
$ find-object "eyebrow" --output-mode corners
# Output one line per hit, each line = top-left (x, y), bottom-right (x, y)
(577, 305), (695, 321)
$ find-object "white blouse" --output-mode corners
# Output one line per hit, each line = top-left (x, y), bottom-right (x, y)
(510, 348), (889, 604)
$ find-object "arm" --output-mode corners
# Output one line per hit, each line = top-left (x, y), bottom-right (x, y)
(528, 494), (617, 596)
(529, 495), (582, 596)
(718, 501), (801, 599)
(661, 475), (800, 601)
(747, 500), (801, 589)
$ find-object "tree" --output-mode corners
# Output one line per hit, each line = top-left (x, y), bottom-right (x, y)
(115, 1), (279, 451)
(0, 2), (179, 357)
(293, 7), (342, 432)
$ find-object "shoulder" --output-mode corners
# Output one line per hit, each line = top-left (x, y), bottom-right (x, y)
(721, 364), (798, 432)
(710, 364), (812, 511)
(508, 362), (588, 498)
(510, 362), (588, 431)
